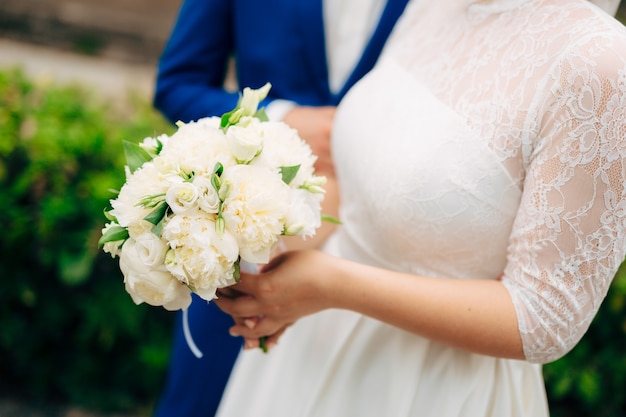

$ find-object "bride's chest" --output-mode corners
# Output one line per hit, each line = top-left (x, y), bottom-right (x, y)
(332, 58), (524, 275)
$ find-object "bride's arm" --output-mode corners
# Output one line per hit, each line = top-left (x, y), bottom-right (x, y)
(216, 250), (525, 358)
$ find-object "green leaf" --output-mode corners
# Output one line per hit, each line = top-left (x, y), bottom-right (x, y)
(144, 201), (169, 226)
(98, 225), (129, 246)
(220, 107), (243, 130)
(233, 260), (241, 282)
(254, 107), (269, 122)
(321, 215), (342, 224)
(103, 209), (117, 222)
(280, 165), (300, 185)
(151, 217), (165, 237)
(220, 110), (235, 129)
(213, 161), (224, 176)
(123, 140), (153, 173)
(155, 138), (164, 154)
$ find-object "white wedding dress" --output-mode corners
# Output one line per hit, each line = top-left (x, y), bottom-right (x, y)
(216, 1), (626, 416)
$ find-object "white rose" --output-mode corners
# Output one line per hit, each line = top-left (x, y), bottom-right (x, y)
(166, 181), (200, 214)
(119, 239), (192, 311)
(134, 232), (168, 268)
(221, 164), (291, 263)
(226, 118), (264, 163)
(193, 175), (221, 214)
(162, 213), (239, 300)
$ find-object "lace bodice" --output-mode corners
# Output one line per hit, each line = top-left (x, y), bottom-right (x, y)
(332, 0), (626, 363)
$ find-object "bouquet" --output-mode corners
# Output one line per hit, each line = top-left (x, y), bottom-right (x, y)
(99, 83), (327, 317)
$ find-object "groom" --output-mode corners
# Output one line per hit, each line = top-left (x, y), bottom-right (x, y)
(152, 0), (409, 415)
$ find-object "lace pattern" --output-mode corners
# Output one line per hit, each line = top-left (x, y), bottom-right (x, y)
(372, 0), (626, 363)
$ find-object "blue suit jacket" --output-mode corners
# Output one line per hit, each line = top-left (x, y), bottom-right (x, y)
(154, 0), (409, 123)
(153, 1), (409, 416)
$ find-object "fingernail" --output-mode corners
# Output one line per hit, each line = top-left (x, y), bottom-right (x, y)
(229, 328), (240, 337)
(265, 341), (276, 351)
(244, 318), (256, 329)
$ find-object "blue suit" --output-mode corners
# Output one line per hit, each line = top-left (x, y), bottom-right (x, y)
(153, 0), (409, 416)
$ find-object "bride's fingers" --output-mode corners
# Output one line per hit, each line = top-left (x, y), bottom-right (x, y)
(229, 314), (290, 341)
(242, 316), (259, 330)
(243, 337), (260, 350)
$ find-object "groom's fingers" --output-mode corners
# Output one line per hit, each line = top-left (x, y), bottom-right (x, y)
(240, 324), (291, 351)
(214, 293), (258, 318)
(228, 315), (285, 340)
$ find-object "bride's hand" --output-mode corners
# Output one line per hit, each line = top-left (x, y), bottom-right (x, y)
(214, 250), (334, 348)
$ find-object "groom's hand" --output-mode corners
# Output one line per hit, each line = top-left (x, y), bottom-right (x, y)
(284, 106), (336, 176)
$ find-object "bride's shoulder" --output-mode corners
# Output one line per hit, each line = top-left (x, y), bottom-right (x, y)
(550, 3), (626, 74)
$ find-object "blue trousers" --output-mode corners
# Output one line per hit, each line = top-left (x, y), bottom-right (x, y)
(153, 294), (242, 417)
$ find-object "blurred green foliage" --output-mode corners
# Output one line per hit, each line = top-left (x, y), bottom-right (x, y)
(0, 67), (175, 413)
(544, 264), (626, 417)
(0, 65), (625, 416)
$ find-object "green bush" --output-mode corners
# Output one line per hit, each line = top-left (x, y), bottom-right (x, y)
(0, 67), (175, 413)
(544, 265), (626, 417)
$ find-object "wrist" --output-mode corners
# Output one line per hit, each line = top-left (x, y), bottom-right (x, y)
(315, 253), (353, 311)
(265, 99), (297, 121)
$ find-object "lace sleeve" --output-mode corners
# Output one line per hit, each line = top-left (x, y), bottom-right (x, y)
(501, 34), (626, 364)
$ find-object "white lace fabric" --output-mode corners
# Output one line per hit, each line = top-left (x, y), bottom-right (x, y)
(373, 0), (626, 364)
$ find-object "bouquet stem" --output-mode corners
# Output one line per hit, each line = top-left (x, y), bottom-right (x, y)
(259, 336), (268, 353)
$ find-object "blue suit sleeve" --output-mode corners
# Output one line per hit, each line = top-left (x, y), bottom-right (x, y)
(154, 0), (240, 124)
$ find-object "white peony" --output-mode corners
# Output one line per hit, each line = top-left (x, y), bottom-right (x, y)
(253, 121), (318, 187)
(119, 239), (192, 311)
(221, 164), (291, 263)
(110, 161), (168, 228)
(157, 118), (236, 176)
(162, 212), (239, 300)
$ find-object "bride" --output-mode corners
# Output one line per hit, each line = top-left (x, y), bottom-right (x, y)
(214, 0), (626, 416)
